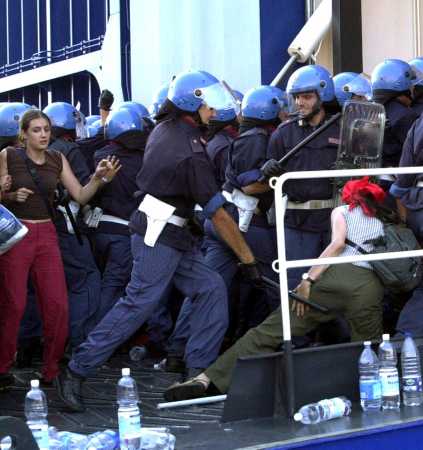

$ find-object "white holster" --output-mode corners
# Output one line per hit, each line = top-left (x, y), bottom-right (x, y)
(138, 194), (177, 247)
(82, 205), (103, 228)
(227, 188), (259, 232)
(57, 201), (80, 234)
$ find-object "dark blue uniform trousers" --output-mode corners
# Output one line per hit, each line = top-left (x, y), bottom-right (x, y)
(92, 233), (132, 323)
(285, 227), (330, 290)
(166, 219), (280, 360)
(58, 231), (102, 349)
(69, 233), (228, 377)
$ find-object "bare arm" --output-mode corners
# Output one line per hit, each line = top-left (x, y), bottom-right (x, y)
(211, 207), (255, 264)
(307, 208), (347, 281)
(242, 182), (271, 195)
(60, 154), (121, 205)
(0, 149), (32, 204)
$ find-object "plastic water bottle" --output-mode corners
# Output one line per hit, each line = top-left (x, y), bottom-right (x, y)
(359, 341), (382, 411)
(129, 345), (148, 362)
(378, 334), (400, 410)
(86, 429), (118, 450)
(57, 431), (89, 449)
(117, 368), (142, 450)
(24, 379), (49, 450)
(141, 427), (176, 450)
(293, 396), (352, 424)
(401, 333), (423, 406)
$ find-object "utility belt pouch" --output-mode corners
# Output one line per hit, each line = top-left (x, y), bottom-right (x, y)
(57, 201), (80, 234)
(82, 205), (103, 229)
(231, 188), (259, 232)
(138, 194), (176, 247)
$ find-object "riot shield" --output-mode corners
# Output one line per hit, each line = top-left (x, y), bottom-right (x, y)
(333, 100), (386, 203)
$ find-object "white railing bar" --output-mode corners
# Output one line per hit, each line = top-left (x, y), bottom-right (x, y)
(272, 166), (423, 342)
(281, 249), (423, 270)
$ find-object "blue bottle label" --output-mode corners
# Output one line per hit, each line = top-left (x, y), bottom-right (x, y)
(29, 423), (49, 450)
(402, 375), (423, 392)
(118, 409), (141, 439)
(360, 379), (382, 400)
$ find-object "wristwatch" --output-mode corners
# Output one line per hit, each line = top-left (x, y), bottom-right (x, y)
(301, 273), (315, 284)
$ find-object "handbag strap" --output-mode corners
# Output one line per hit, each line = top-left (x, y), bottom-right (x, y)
(345, 237), (369, 254)
(17, 148), (56, 220)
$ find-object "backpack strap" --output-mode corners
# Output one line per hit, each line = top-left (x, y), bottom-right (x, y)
(17, 148), (56, 220)
(345, 238), (369, 254)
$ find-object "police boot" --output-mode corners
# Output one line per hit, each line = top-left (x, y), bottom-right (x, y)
(54, 367), (85, 412)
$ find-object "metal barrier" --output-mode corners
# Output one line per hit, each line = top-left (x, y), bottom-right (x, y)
(271, 166), (423, 417)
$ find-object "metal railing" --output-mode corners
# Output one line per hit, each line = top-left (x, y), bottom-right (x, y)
(271, 166), (423, 417)
(0, 36), (103, 78)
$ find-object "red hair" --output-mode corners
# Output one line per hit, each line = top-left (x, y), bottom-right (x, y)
(342, 176), (386, 216)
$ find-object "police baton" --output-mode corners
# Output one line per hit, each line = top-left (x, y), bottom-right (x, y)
(258, 111), (342, 183)
(261, 275), (329, 313)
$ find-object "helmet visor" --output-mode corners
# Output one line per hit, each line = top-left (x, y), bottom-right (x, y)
(194, 82), (240, 115)
(343, 75), (372, 100)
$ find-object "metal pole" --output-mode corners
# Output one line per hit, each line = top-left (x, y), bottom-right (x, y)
(271, 54), (298, 87)
(157, 395), (227, 410)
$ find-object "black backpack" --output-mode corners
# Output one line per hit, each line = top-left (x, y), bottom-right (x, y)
(346, 222), (423, 293)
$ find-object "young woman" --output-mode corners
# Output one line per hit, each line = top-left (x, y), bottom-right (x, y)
(0, 109), (120, 388)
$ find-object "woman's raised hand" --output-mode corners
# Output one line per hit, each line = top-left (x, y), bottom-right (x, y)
(94, 155), (122, 183)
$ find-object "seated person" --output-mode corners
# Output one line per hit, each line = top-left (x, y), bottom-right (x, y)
(164, 177), (389, 401)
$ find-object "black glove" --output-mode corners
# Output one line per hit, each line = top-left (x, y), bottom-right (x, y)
(260, 159), (283, 178)
(98, 89), (114, 111)
(239, 261), (264, 288)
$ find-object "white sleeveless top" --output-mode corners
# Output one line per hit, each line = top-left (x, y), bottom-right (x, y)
(338, 205), (384, 269)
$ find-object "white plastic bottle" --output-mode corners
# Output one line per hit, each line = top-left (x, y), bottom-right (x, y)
(117, 368), (142, 450)
(359, 341), (382, 411)
(401, 333), (423, 406)
(378, 334), (400, 410)
(293, 396), (352, 424)
(24, 380), (49, 450)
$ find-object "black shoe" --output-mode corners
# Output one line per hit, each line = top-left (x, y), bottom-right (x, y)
(164, 378), (208, 402)
(54, 368), (85, 413)
(0, 373), (15, 391)
(165, 355), (186, 373)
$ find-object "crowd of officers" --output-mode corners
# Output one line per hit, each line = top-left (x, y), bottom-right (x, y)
(1, 57), (423, 411)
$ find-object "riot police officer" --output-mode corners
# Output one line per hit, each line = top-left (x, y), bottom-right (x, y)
(91, 107), (150, 321)
(409, 57), (423, 117)
(55, 70), (259, 412)
(261, 64), (340, 289)
(371, 59), (418, 168)
(43, 102), (102, 350)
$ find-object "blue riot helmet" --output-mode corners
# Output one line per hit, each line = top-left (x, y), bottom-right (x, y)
(343, 75), (372, 101)
(149, 83), (170, 117)
(268, 86), (289, 112)
(118, 101), (150, 119)
(168, 70), (238, 115)
(105, 108), (143, 138)
(86, 119), (102, 138)
(241, 86), (281, 121)
(287, 64), (335, 102)
(371, 59), (413, 93)
(42, 102), (85, 139)
(333, 72), (359, 106)
(409, 57), (423, 86)
(86, 115), (101, 127)
(0, 102), (32, 137)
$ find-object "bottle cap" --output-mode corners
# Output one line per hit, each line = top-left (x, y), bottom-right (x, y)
(293, 413), (302, 421)
(30, 379), (39, 388)
(363, 341), (371, 346)
(382, 334), (390, 341)
(122, 368), (130, 376)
